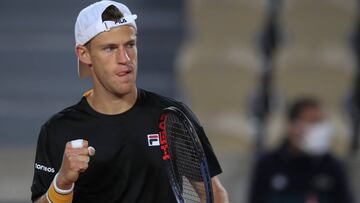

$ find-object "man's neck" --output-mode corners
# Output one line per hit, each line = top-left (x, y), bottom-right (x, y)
(86, 87), (138, 115)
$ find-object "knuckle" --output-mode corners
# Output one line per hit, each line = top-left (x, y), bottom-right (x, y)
(83, 140), (89, 148)
(82, 163), (89, 170)
(67, 152), (72, 157)
(63, 152), (71, 161)
(84, 148), (90, 154)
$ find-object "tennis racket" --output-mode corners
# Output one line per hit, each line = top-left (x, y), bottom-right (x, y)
(158, 106), (213, 203)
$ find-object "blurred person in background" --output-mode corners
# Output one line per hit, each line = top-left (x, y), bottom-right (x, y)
(248, 98), (353, 203)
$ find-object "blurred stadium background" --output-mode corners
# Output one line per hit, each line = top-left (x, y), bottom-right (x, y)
(1, 0), (360, 202)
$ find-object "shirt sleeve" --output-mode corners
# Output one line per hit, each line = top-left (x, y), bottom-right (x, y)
(31, 123), (57, 202)
(179, 103), (223, 177)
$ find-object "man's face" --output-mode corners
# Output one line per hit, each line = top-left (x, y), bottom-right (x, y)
(288, 106), (324, 150)
(85, 25), (137, 96)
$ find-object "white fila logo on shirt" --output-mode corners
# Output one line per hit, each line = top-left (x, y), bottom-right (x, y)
(147, 134), (160, 146)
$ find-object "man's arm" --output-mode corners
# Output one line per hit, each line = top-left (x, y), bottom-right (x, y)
(191, 176), (229, 203)
(33, 140), (95, 203)
(212, 176), (229, 203)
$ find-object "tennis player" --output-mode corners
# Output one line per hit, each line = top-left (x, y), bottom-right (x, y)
(31, 1), (228, 202)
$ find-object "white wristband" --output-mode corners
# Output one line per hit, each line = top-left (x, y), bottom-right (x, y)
(53, 173), (74, 195)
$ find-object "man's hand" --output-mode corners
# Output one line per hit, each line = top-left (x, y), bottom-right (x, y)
(57, 139), (95, 190)
(33, 139), (95, 203)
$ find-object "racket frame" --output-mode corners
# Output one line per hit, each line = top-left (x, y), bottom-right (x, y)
(159, 106), (214, 203)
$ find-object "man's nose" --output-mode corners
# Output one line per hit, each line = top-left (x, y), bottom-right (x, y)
(117, 47), (130, 64)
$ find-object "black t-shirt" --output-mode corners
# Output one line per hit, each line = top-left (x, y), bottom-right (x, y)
(248, 141), (353, 203)
(31, 88), (222, 203)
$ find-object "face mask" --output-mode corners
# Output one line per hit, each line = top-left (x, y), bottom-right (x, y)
(300, 122), (333, 156)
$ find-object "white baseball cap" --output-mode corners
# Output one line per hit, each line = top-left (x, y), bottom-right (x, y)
(75, 0), (138, 78)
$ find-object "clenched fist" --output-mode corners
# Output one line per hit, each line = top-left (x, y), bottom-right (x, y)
(56, 139), (96, 190)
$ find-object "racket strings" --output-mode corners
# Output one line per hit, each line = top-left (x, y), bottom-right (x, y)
(165, 113), (207, 202)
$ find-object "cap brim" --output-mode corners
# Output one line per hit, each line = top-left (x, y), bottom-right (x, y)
(78, 60), (92, 79)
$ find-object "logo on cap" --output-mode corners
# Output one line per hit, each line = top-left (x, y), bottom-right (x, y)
(116, 18), (127, 24)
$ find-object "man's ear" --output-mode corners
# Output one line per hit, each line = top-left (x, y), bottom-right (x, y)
(76, 45), (92, 67)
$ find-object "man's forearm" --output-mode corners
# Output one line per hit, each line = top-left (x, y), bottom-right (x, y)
(212, 176), (229, 203)
(213, 188), (229, 203)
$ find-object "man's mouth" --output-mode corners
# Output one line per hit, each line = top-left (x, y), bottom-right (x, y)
(116, 69), (132, 77)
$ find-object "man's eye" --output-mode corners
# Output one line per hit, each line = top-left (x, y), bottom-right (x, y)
(104, 47), (116, 52)
(127, 43), (136, 48)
